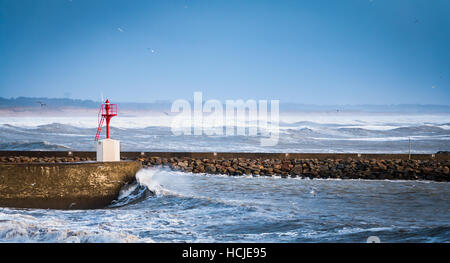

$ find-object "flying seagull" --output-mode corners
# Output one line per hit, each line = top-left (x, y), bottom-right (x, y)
(147, 48), (157, 54)
(36, 101), (46, 107)
(118, 27), (124, 32)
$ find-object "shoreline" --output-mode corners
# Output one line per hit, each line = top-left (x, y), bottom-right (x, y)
(1, 151), (449, 182)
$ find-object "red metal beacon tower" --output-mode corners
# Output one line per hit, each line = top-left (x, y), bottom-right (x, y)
(95, 99), (120, 162)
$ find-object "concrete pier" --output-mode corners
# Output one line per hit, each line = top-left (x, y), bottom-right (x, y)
(0, 161), (142, 209)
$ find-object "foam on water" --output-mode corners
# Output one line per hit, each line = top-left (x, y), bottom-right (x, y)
(0, 168), (449, 243)
(0, 113), (449, 242)
(0, 212), (149, 243)
(1, 113), (450, 152)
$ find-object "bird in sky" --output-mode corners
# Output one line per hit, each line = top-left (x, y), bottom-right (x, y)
(147, 48), (157, 54)
(36, 101), (46, 107)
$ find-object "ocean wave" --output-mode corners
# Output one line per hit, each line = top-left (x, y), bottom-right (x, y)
(108, 180), (154, 208)
(107, 168), (184, 208)
(35, 123), (88, 133)
(0, 117), (449, 153)
(0, 141), (70, 150)
(390, 125), (447, 134)
(2, 120), (449, 135)
(1, 167), (449, 243)
(0, 218), (145, 243)
(128, 168), (268, 210)
(312, 135), (450, 142)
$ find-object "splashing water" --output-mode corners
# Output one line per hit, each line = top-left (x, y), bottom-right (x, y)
(0, 168), (449, 243)
(1, 113), (450, 152)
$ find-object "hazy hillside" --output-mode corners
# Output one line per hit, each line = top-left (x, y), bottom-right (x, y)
(1, 97), (450, 113)
(0, 97), (172, 110)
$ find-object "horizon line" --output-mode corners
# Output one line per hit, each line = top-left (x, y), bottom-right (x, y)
(1, 96), (450, 108)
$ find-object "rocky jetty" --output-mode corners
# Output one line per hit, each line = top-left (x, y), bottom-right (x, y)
(137, 156), (449, 182)
(0, 156), (93, 163)
(1, 153), (449, 182)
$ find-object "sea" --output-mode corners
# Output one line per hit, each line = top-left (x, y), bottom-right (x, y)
(0, 111), (449, 242)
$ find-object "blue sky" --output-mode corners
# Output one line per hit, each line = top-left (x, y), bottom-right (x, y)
(0, 0), (449, 104)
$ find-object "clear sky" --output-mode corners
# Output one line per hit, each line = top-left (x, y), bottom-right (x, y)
(0, 0), (449, 104)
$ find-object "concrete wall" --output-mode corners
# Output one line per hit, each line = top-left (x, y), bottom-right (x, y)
(0, 161), (142, 209)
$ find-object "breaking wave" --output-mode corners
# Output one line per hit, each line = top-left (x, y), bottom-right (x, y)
(0, 168), (449, 242)
(0, 114), (449, 152)
(0, 141), (70, 151)
(0, 219), (144, 243)
(108, 170), (156, 208)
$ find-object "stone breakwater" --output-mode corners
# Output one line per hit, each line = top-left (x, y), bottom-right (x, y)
(0, 156), (94, 163)
(138, 157), (450, 182)
(1, 152), (448, 182)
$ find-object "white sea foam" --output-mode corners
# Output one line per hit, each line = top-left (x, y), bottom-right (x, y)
(1, 112), (449, 152)
(135, 168), (180, 197)
(0, 212), (149, 243)
(1, 112), (449, 129)
(1, 167), (449, 243)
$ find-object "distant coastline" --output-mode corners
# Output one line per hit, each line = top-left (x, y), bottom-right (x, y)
(1, 97), (450, 114)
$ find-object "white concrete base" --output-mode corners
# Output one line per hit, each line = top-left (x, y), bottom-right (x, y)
(96, 139), (120, 162)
